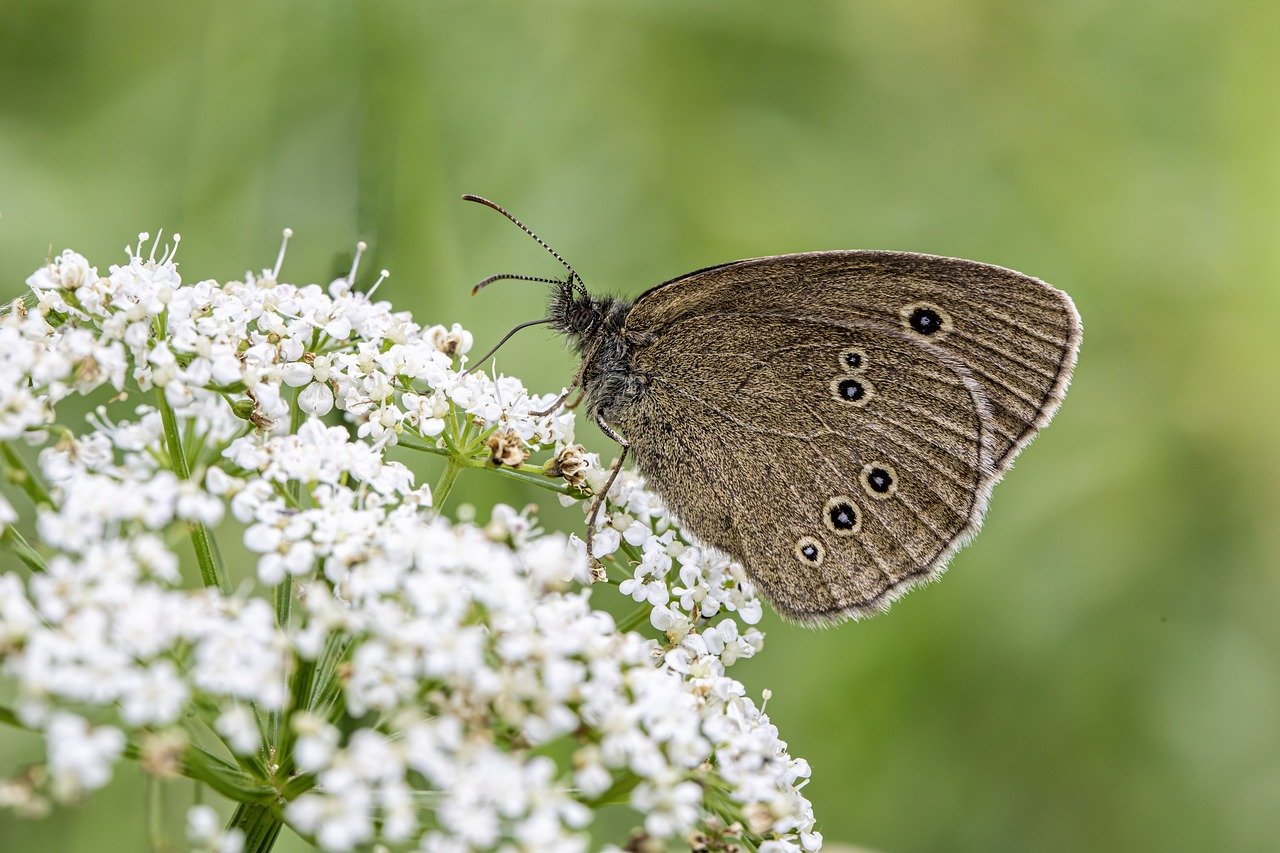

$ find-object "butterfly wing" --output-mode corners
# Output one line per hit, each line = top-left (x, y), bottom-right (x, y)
(627, 251), (1081, 475)
(609, 314), (992, 622)
(608, 251), (1079, 622)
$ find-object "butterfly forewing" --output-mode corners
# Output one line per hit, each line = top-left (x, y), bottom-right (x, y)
(612, 313), (993, 622)
(628, 251), (1081, 475)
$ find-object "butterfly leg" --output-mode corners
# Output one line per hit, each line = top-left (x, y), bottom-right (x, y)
(530, 356), (592, 417)
(584, 416), (629, 583)
(531, 386), (575, 418)
(595, 415), (628, 447)
(532, 385), (587, 418)
(534, 335), (607, 417)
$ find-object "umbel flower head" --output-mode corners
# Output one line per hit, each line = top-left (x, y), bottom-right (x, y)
(0, 231), (820, 852)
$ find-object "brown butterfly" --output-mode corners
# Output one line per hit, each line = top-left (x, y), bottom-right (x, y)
(465, 195), (1081, 625)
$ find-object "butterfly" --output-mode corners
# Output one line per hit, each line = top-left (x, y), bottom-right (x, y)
(464, 195), (1081, 624)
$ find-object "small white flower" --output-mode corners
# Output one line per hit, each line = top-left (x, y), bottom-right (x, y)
(649, 604), (693, 642)
(45, 713), (125, 800)
(633, 778), (703, 838)
(281, 361), (315, 387)
(619, 567), (668, 606)
(299, 381), (335, 415)
(293, 713), (339, 773)
(215, 705), (261, 755)
(188, 804), (246, 853)
(427, 323), (473, 356)
(187, 804), (220, 840)
(590, 526), (620, 559)
(244, 522), (283, 554)
(26, 250), (97, 292)
(120, 660), (190, 725)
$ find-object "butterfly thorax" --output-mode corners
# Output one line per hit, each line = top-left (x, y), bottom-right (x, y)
(548, 284), (646, 420)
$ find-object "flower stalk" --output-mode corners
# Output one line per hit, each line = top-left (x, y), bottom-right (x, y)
(0, 442), (51, 507)
(431, 456), (465, 512)
(229, 802), (286, 853)
(155, 385), (228, 594)
(1, 525), (46, 572)
(398, 436), (587, 499)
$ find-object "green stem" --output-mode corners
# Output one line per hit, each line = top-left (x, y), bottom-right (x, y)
(279, 772), (317, 800)
(0, 706), (273, 803)
(274, 580), (292, 633)
(289, 387), (306, 436)
(275, 653), (316, 776)
(287, 386), (305, 505)
(616, 603), (652, 634)
(704, 783), (764, 849)
(147, 775), (166, 852)
(587, 769), (643, 808)
(397, 436), (586, 499)
(437, 423), (463, 456)
(488, 464), (579, 495)
(162, 745), (276, 804)
(0, 442), (52, 507)
(267, 579), (292, 745)
(432, 458), (465, 514)
(455, 411), (475, 450)
(155, 387), (228, 593)
(228, 802), (285, 853)
(307, 635), (350, 719)
(1, 525), (46, 572)
(1, 291), (40, 316)
(394, 436), (449, 458)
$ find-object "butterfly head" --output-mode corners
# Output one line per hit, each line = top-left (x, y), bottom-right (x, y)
(546, 277), (628, 351)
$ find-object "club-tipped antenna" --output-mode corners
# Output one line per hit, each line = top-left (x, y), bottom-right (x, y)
(461, 317), (554, 376)
(462, 194), (584, 292)
(471, 273), (565, 297)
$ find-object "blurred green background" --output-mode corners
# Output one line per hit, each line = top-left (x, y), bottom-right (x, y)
(2, 0), (1278, 850)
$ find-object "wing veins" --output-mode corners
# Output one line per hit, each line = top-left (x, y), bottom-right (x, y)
(684, 308), (1052, 410)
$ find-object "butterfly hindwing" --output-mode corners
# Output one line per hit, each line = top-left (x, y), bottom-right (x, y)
(610, 313), (993, 622)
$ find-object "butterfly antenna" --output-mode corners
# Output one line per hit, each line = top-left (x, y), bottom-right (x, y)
(471, 273), (565, 296)
(461, 194), (587, 295)
(461, 317), (554, 376)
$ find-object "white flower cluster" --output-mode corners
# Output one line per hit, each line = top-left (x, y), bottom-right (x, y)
(277, 509), (818, 851)
(13, 236), (571, 447)
(589, 466), (767, 667)
(0, 235), (821, 851)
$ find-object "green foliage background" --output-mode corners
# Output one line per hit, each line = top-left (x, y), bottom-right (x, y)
(2, 1), (1277, 850)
